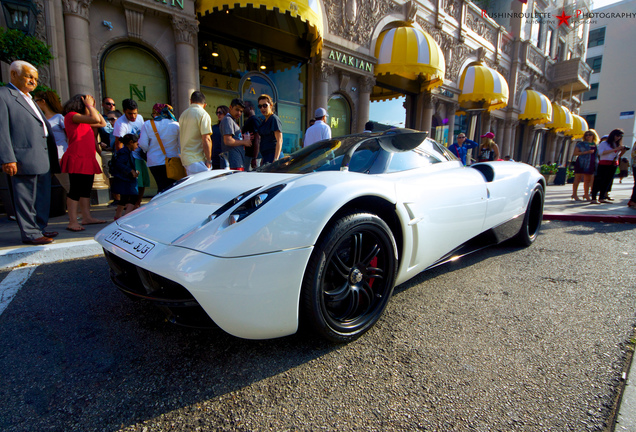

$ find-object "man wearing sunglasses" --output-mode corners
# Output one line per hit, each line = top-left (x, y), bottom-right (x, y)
(98, 97), (117, 149)
(448, 133), (479, 166)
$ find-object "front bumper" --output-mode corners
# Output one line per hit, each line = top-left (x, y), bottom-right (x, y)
(96, 225), (314, 339)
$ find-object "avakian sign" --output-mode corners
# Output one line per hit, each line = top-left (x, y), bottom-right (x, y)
(328, 50), (373, 73)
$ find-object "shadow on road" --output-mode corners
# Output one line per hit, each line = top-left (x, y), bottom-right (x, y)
(0, 256), (337, 431)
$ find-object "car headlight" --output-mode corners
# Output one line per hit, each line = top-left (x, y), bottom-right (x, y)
(209, 184), (285, 225)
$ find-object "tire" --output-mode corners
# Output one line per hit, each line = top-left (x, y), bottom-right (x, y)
(301, 212), (398, 343)
(513, 183), (544, 247)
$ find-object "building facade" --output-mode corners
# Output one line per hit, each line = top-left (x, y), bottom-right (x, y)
(581, 0), (636, 162)
(1, 0), (591, 163)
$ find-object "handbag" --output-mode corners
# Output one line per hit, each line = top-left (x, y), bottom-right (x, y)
(150, 120), (186, 180)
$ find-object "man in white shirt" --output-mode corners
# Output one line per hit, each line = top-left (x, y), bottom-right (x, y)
(303, 107), (332, 147)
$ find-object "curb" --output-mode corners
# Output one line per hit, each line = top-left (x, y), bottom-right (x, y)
(543, 213), (636, 224)
(0, 240), (103, 270)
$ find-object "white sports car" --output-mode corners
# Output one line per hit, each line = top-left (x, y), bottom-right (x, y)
(96, 129), (544, 342)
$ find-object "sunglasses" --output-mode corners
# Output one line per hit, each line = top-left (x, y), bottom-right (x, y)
(216, 111), (223, 115)
(104, 102), (115, 106)
(107, 117), (117, 122)
(258, 103), (269, 109)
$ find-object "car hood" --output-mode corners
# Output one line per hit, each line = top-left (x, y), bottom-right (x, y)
(115, 172), (296, 246)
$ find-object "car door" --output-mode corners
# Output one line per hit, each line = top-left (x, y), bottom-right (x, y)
(387, 150), (489, 275)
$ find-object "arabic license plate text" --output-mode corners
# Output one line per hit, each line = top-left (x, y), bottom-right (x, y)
(105, 230), (155, 259)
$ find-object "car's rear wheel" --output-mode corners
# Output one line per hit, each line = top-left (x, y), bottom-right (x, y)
(513, 183), (544, 247)
(301, 212), (398, 343)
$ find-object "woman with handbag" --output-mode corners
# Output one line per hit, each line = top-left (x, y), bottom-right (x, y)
(590, 129), (627, 204)
(571, 129), (598, 201)
(138, 104), (181, 193)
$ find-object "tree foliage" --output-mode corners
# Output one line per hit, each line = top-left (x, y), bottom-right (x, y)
(0, 28), (53, 67)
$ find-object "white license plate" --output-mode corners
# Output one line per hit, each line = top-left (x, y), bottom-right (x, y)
(105, 230), (155, 259)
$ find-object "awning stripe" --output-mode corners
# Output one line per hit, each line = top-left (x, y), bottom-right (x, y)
(546, 103), (574, 132)
(458, 61), (509, 111)
(566, 114), (589, 138)
(519, 90), (552, 125)
(374, 25), (445, 87)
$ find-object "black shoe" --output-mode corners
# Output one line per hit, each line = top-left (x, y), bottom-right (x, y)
(107, 200), (120, 207)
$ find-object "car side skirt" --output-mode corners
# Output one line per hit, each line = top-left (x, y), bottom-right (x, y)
(425, 212), (524, 270)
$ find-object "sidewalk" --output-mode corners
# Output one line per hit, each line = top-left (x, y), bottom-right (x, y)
(0, 202), (117, 269)
(543, 175), (636, 223)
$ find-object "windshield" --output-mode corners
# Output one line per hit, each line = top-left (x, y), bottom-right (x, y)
(256, 136), (381, 174)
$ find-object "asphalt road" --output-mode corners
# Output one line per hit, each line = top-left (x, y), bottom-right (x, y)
(0, 220), (635, 431)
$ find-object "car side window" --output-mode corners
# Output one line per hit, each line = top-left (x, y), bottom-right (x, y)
(386, 148), (441, 173)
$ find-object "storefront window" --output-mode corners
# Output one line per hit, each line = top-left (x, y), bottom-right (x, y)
(327, 95), (351, 138)
(102, 45), (169, 119)
(199, 38), (307, 151)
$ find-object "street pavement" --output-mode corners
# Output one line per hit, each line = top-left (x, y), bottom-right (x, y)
(0, 175), (634, 429)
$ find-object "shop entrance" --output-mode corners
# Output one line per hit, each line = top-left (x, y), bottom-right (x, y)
(197, 4), (320, 153)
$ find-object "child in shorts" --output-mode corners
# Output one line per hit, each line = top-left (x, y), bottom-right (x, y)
(111, 133), (140, 220)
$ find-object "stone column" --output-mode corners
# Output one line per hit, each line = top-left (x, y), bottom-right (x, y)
(404, 95), (415, 129)
(501, 119), (513, 158)
(544, 132), (556, 164)
(481, 110), (492, 136)
(62, 0), (95, 96)
(314, 60), (334, 113)
(495, 118), (505, 151)
(446, 102), (458, 146)
(421, 92), (435, 135)
(172, 17), (199, 115)
(356, 76), (375, 133)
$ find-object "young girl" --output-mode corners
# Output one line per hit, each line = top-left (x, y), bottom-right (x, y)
(111, 134), (139, 220)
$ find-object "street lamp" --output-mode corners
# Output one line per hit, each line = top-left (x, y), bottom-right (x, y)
(1, 0), (38, 35)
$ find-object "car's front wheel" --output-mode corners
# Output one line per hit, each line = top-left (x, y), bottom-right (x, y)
(301, 212), (398, 343)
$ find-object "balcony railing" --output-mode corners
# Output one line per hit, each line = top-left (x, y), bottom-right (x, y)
(550, 58), (592, 94)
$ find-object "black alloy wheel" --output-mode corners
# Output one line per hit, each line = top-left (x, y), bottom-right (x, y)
(513, 183), (544, 247)
(301, 212), (398, 342)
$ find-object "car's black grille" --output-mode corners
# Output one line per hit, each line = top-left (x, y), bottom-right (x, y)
(103, 249), (216, 328)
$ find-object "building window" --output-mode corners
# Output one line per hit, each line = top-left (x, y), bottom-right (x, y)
(587, 28), (605, 47)
(101, 44), (170, 120)
(556, 39), (566, 61)
(583, 83), (599, 101)
(584, 114), (596, 129)
(530, 11), (544, 48)
(586, 56), (602, 73)
(545, 29), (553, 56)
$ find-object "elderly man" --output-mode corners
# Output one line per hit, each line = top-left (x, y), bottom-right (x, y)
(0, 61), (60, 244)
(448, 133), (479, 166)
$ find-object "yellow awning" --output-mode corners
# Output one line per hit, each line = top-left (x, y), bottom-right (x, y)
(566, 114), (588, 138)
(374, 25), (445, 90)
(518, 89), (552, 125)
(197, 0), (323, 55)
(545, 103), (573, 132)
(370, 86), (404, 102)
(458, 61), (509, 112)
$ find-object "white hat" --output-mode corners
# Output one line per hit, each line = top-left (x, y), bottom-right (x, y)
(315, 107), (328, 118)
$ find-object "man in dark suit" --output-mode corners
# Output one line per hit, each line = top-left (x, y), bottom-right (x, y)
(0, 61), (61, 245)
